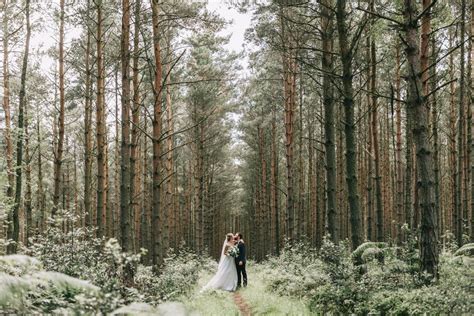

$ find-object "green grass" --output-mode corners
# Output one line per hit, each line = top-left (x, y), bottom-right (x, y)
(239, 262), (312, 315)
(181, 262), (312, 315)
(180, 270), (239, 316)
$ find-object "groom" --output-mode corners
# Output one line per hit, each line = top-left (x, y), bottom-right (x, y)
(234, 232), (247, 288)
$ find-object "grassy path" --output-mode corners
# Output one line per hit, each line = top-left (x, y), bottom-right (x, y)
(182, 262), (311, 315)
(239, 263), (311, 315)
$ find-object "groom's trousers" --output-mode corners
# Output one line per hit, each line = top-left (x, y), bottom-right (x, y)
(237, 262), (247, 287)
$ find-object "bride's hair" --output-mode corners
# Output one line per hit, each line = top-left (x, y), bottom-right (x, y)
(226, 233), (234, 242)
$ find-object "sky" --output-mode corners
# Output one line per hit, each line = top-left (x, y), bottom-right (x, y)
(207, 1), (252, 58)
(28, 0), (253, 77)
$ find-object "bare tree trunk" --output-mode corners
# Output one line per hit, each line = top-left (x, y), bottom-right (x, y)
(83, 0), (93, 228)
(270, 105), (279, 254)
(130, 0), (141, 250)
(36, 108), (45, 233)
(430, 36), (441, 239)
(9, 0), (31, 254)
(336, 0), (362, 248)
(369, 0), (384, 241)
(403, 0), (439, 279)
(470, 0), (474, 242)
(120, 0), (132, 253)
(96, 0), (106, 237)
(460, 0), (469, 244)
(321, 0), (337, 242)
(151, 0), (164, 267)
(24, 99), (32, 246)
(449, 30), (457, 237)
(52, 0), (66, 217)
(2, 0), (14, 253)
(280, 5), (296, 240)
(455, 0), (466, 246)
(164, 52), (173, 252)
(395, 43), (403, 243)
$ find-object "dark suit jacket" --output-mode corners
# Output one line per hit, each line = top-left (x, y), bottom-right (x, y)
(235, 240), (246, 263)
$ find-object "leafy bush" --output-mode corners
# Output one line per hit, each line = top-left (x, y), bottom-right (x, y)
(0, 255), (102, 314)
(260, 238), (473, 315)
(135, 248), (210, 304)
(14, 219), (211, 314)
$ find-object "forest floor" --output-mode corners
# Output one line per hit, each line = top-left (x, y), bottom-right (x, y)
(181, 262), (311, 315)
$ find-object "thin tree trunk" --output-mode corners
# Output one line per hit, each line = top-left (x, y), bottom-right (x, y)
(83, 0), (93, 228)
(36, 108), (45, 233)
(449, 30), (457, 237)
(130, 0), (141, 250)
(165, 48), (173, 251)
(96, 0), (106, 237)
(52, 0), (66, 217)
(470, 0), (474, 242)
(395, 43), (403, 243)
(336, 0), (362, 248)
(370, 0), (384, 241)
(151, 0), (164, 267)
(9, 0), (31, 254)
(321, 0), (337, 242)
(3, 0), (14, 253)
(120, 0), (132, 253)
(270, 105), (279, 254)
(280, 5), (296, 240)
(455, 0), (466, 246)
(24, 99), (32, 246)
(430, 36), (441, 239)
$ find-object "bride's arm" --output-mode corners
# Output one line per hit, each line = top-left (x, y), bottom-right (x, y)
(224, 244), (230, 255)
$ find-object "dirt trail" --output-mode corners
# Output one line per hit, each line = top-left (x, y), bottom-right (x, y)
(233, 292), (252, 316)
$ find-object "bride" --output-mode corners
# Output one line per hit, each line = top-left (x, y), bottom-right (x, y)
(202, 233), (238, 292)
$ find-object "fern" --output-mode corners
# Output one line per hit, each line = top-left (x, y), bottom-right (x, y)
(0, 255), (42, 276)
(32, 271), (99, 294)
(454, 243), (474, 257)
(352, 242), (387, 264)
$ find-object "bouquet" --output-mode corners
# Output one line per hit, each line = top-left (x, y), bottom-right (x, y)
(228, 245), (239, 258)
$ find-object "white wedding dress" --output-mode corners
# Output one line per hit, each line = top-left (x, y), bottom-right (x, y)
(202, 241), (238, 292)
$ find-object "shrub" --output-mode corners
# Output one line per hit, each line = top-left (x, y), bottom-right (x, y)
(261, 238), (473, 315)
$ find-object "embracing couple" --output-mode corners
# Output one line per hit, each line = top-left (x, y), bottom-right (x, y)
(202, 232), (247, 292)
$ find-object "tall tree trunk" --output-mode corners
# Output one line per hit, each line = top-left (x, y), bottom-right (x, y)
(321, 0), (337, 242)
(449, 30), (457, 237)
(297, 74), (305, 239)
(280, 5), (296, 240)
(9, 0), (31, 254)
(24, 98), (32, 246)
(96, 0), (106, 237)
(460, 0), (469, 244)
(455, 0), (466, 246)
(120, 0), (132, 253)
(270, 105), (279, 254)
(36, 108), (45, 233)
(164, 50), (173, 251)
(52, 0), (66, 217)
(370, 0), (383, 241)
(83, 0), (93, 228)
(395, 43), (403, 243)
(151, 0), (164, 267)
(130, 0), (141, 250)
(470, 0), (474, 242)
(3, 0), (14, 253)
(430, 36), (441, 239)
(403, 0), (439, 279)
(336, 0), (362, 248)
